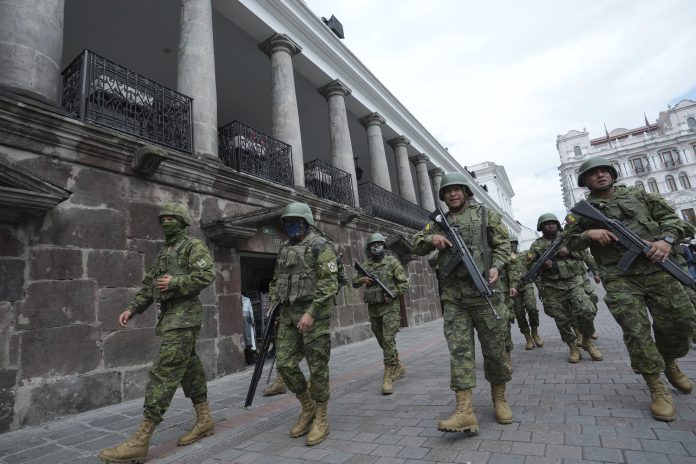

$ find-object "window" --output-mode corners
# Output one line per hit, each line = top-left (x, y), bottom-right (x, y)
(661, 150), (680, 168)
(612, 162), (622, 176)
(688, 117), (696, 130)
(666, 175), (678, 192)
(682, 208), (696, 225)
(631, 157), (648, 174)
(647, 178), (659, 193)
(573, 146), (582, 157)
(634, 181), (645, 191)
(679, 172), (692, 189)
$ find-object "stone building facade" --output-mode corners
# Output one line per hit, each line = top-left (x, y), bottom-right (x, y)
(0, 0), (520, 432)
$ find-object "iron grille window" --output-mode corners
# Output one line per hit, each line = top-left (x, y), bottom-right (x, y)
(631, 157), (648, 174)
(662, 150), (681, 168)
(358, 182), (430, 230)
(304, 159), (354, 206)
(218, 120), (293, 188)
(61, 50), (193, 154)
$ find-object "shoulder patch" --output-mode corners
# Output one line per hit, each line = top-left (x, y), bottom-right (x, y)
(564, 213), (577, 225)
(424, 223), (431, 231)
(195, 258), (209, 268)
(327, 261), (338, 273)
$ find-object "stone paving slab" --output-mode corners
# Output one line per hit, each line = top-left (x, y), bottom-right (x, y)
(1, 293), (695, 464)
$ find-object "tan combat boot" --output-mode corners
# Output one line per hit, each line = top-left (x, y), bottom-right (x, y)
(643, 374), (676, 421)
(503, 351), (513, 374)
(98, 417), (157, 463)
(437, 389), (479, 433)
(531, 328), (544, 347)
(290, 391), (316, 437)
(567, 342), (581, 363)
(306, 401), (329, 446)
(382, 365), (394, 395)
(664, 359), (693, 394)
(391, 356), (406, 381)
(177, 401), (215, 446)
(263, 376), (287, 396)
(581, 339), (604, 361)
(523, 333), (534, 350)
(491, 383), (513, 424)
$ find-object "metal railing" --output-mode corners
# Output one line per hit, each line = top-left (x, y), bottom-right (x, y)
(358, 182), (430, 230)
(304, 159), (354, 206)
(218, 121), (294, 188)
(61, 50), (193, 154)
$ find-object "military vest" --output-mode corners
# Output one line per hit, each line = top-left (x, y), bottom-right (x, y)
(362, 255), (397, 305)
(152, 237), (193, 303)
(434, 204), (489, 280)
(533, 235), (585, 281)
(274, 233), (326, 304)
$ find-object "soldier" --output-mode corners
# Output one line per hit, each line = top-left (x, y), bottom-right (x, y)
(498, 237), (520, 372)
(413, 172), (513, 432)
(98, 203), (215, 463)
(529, 213), (603, 363)
(269, 202), (339, 446)
(353, 233), (410, 394)
(509, 236), (544, 350)
(565, 156), (695, 421)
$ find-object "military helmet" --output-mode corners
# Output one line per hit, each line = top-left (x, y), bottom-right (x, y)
(366, 232), (386, 246)
(536, 213), (560, 231)
(280, 202), (315, 226)
(439, 172), (474, 200)
(577, 156), (618, 187)
(158, 203), (191, 226)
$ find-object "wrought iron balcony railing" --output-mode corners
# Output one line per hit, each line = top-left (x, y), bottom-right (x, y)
(61, 50), (193, 154)
(663, 158), (682, 169)
(359, 182), (430, 230)
(304, 159), (354, 207)
(218, 121), (294, 188)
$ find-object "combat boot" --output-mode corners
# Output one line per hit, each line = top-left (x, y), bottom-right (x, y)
(177, 401), (215, 446)
(263, 376), (287, 396)
(567, 343), (581, 363)
(391, 356), (406, 381)
(306, 401), (329, 446)
(664, 359), (693, 394)
(98, 417), (157, 463)
(531, 328), (544, 347)
(491, 383), (513, 424)
(643, 374), (676, 421)
(503, 351), (513, 374)
(523, 332), (534, 350)
(437, 389), (479, 433)
(290, 391), (316, 437)
(575, 333), (584, 347)
(581, 339), (604, 361)
(382, 365), (394, 395)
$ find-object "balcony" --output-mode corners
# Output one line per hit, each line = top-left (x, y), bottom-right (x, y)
(218, 121), (294, 188)
(61, 50), (193, 154)
(358, 182), (430, 230)
(304, 159), (354, 207)
(663, 158), (683, 169)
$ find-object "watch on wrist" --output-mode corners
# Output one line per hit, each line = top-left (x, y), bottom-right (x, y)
(661, 236), (675, 245)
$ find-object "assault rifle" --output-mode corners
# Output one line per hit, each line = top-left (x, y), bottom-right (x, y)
(353, 260), (396, 301)
(244, 301), (282, 408)
(429, 207), (500, 320)
(571, 199), (696, 290)
(523, 235), (564, 283)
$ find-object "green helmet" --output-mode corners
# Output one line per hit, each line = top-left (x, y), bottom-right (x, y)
(439, 172), (474, 200)
(158, 203), (191, 226)
(366, 232), (386, 246)
(577, 156), (618, 187)
(536, 213), (560, 231)
(280, 202), (315, 226)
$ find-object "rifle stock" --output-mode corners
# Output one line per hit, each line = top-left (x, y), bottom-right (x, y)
(244, 301), (282, 408)
(353, 260), (396, 300)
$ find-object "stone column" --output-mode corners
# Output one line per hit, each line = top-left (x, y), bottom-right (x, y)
(318, 79), (359, 207)
(259, 34), (305, 188)
(0, 0), (65, 105)
(429, 167), (446, 209)
(358, 112), (391, 191)
(177, 0), (218, 159)
(387, 136), (417, 204)
(412, 154), (436, 211)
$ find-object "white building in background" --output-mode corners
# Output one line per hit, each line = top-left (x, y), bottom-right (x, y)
(557, 99), (696, 224)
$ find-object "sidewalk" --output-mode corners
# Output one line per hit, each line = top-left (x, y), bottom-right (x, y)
(1, 302), (695, 464)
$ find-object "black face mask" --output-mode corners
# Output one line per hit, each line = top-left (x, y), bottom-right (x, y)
(370, 244), (385, 259)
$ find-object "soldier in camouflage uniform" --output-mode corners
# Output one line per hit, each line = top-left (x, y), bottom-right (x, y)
(270, 202), (338, 446)
(574, 253), (601, 346)
(353, 233), (410, 394)
(413, 172), (513, 432)
(529, 213), (603, 364)
(509, 237), (544, 350)
(565, 157), (695, 421)
(99, 203), (215, 463)
(498, 237), (521, 372)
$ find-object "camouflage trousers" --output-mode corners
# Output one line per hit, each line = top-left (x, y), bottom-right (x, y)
(603, 272), (696, 374)
(442, 299), (511, 390)
(583, 278), (599, 315)
(143, 328), (207, 423)
(513, 285), (539, 334)
(541, 278), (596, 344)
(277, 308), (331, 403)
(368, 302), (401, 366)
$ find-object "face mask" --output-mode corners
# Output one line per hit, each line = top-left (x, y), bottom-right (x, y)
(283, 220), (306, 239)
(370, 244), (385, 255)
(161, 221), (183, 239)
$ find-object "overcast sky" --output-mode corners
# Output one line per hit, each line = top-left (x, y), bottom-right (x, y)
(305, 0), (696, 230)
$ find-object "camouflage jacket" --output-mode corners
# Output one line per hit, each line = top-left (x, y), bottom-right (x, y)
(565, 185), (688, 277)
(128, 234), (215, 333)
(352, 253), (409, 305)
(528, 233), (593, 289)
(501, 252), (522, 291)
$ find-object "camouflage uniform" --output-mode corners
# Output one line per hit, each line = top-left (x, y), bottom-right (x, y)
(352, 253), (409, 367)
(270, 231), (339, 402)
(511, 254), (539, 335)
(565, 185), (695, 374)
(413, 202), (511, 390)
(498, 253), (521, 359)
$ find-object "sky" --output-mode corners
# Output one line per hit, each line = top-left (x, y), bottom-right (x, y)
(305, 0), (696, 230)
